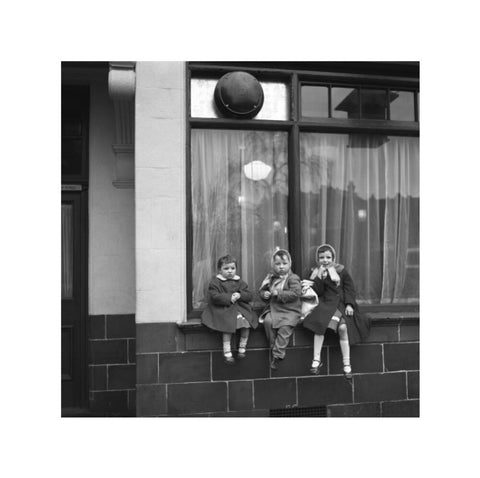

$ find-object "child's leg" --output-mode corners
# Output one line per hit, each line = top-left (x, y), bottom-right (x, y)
(238, 328), (249, 352)
(309, 333), (324, 374)
(272, 325), (294, 360)
(222, 333), (233, 358)
(338, 323), (351, 375)
(313, 334), (324, 364)
(263, 313), (276, 348)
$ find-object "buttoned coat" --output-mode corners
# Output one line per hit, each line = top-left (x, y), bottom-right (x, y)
(201, 275), (258, 333)
(259, 271), (303, 328)
(302, 266), (370, 344)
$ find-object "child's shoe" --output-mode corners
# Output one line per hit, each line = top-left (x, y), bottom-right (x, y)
(237, 347), (246, 359)
(343, 364), (353, 380)
(310, 359), (323, 375)
(270, 357), (281, 370)
(224, 353), (235, 365)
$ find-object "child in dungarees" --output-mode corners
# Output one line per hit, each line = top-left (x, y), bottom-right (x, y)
(302, 244), (370, 379)
(259, 249), (302, 371)
(201, 255), (258, 364)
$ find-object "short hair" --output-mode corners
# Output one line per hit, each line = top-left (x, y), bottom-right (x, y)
(217, 254), (237, 270)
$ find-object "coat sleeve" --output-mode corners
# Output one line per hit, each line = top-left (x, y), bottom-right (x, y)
(342, 270), (357, 307)
(258, 277), (271, 302)
(238, 280), (253, 303)
(208, 280), (233, 306)
(277, 274), (302, 303)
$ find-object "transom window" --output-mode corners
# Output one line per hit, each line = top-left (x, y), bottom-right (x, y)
(300, 84), (418, 121)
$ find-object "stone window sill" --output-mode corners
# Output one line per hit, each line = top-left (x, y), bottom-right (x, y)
(177, 312), (419, 332)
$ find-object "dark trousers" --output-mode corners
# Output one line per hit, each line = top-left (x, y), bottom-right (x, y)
(263, 313), (294, 359)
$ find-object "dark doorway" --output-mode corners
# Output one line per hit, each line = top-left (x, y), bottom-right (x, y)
(61, 189), (88, 410)
(61, 84), (89, 413)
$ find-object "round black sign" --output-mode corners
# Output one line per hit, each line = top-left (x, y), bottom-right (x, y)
(214, 71), (264, 119)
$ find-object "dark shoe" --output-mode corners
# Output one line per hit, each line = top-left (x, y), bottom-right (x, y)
(343, 365), (353, 380)
(310, 360), (323, 375)
(224, 354), (235, 365)
(270, 357), (281, 370)
(237, 349), (246, 359)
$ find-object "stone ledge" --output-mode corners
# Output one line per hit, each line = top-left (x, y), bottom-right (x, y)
(177, 312), (419, 332)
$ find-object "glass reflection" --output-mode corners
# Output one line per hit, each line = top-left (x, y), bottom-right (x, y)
(361, 89), (387, 120)
(332, 88), (359, 119)
(301, 85), (329, 118)
(191, 129), (289, 308)
(390, 91), (415, 121)
(299, 133), (419, 304)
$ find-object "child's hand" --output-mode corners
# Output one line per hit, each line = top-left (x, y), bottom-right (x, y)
(261, 291), (271, 300)
(345, 305), (354, 316)
(272, 290), (279, 297)
(231, 292), (241, 303)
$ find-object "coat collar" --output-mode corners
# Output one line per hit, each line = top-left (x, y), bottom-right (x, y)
(216, 274), (240, 281)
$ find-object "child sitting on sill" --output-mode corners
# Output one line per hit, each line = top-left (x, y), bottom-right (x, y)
(201, 255), (258, 364)
(301, 243), (370, 379)
(258, 249), (303, 371)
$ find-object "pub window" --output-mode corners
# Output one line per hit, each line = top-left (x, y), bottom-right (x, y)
(300, 133), (419, 304)
(191, 129), (288, 308)
(188, 64), (419, 313)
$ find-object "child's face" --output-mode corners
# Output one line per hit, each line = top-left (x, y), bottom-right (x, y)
(318, 250), (333, 267)
(219, 262), (236, 279)
(272, 255), (291, 275)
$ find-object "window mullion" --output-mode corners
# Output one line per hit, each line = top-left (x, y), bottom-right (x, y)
(288, 73), (302, 275)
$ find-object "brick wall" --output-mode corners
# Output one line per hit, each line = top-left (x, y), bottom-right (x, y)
(135, 314), (419, 417)
(88, 314), (136, 416)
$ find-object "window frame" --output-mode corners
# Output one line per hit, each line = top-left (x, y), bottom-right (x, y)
(187, 62), (419, 316)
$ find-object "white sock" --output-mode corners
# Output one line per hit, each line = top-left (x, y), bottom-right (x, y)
(313, 334), (324, 364)
(340, 338), (350, 371)
(238, 329), (249, 353)
(223, 333), (232, 356)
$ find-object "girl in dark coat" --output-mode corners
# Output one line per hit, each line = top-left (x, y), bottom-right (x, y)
(201, 255), (258, 364)
(302, 244), (370, 378)
(259, 249), (303, 371)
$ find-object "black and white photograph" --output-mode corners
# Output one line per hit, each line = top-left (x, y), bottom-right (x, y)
(61, 61), (420, 418)
(4, 2), (480, 477)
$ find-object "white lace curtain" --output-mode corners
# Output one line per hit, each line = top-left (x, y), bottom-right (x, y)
(191, 130), (419, 308)
(191, 130), (289, 308)
(300, 133), (419, 304)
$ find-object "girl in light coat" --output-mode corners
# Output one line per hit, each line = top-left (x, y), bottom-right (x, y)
(259, 249), (302, 370)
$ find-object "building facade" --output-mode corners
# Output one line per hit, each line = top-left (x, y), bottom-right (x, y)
(61, 61), (419, 417)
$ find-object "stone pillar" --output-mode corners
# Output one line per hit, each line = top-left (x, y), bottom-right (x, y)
(134, 62), (186, 324)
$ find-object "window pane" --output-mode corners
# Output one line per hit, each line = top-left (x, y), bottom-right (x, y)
(390, 90), (415, 121)
(300, 133), (419, 304)
(301, 85), (329, 118)
(332, 87), (359, 118)
(361, 89), (387, 119)
(191, 130), (289, 308)
(190, 79), (289, 120)
(62, 204), (73, 298)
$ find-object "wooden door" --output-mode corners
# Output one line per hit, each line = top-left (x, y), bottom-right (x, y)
(61, 188), (87, 410)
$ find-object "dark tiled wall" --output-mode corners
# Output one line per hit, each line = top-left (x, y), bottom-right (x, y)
(88, 314), (136, 416)
(136, 316), (420, 417)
